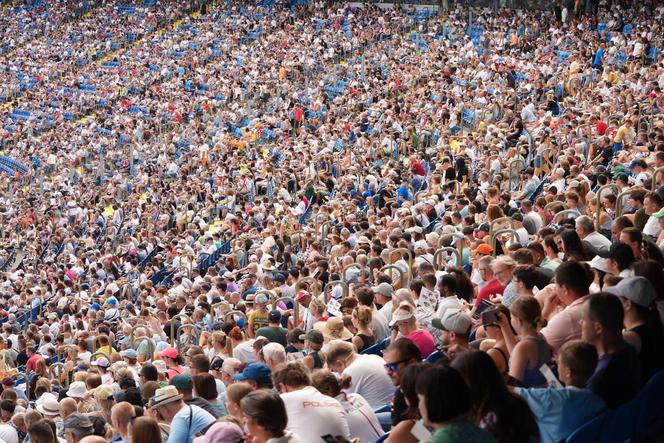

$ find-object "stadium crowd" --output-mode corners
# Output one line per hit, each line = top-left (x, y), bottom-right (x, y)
(0, 0), (661, 441)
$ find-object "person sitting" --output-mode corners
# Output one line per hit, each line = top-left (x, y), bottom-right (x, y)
(582, 293), (642, 408)
(240, 389), (302, 443)
(147, 385), (215, 443)
(517, 340), (606, 443)
(390, 303), (436, 359)
(431, 308), (471, 361)
(273, 362), (350, 442)
(384, 362), (432, 443)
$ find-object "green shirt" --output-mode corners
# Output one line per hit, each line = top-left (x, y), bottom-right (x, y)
(431, 420), (497, 443)
(255, 326), (288, 347)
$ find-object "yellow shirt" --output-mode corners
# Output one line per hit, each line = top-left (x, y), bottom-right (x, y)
(614, 124), (629, 143)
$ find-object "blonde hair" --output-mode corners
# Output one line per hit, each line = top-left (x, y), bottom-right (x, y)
(352, 306), (372, 326)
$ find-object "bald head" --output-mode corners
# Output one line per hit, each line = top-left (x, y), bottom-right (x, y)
(59, 398), (77, 420)
(79, 437), (108, 443)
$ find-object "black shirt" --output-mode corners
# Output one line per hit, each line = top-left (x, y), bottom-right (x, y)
(630, 324), (664, 383)
(587, 344), (641, 408)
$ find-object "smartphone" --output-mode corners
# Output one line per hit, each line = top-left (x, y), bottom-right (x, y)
(321, 435), (337, 443)
(481, 309), (499, 327)
(473, 299), (494, 320)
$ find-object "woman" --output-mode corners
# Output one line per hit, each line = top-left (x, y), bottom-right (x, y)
(240, 389), (302, 443)
(479, 305), (511, 377)
(384, 363), (432, 443)
(415, 366), (496, 443)
(229, 326), (256, 364)
(351, 306), (375, 352)
(130, 416), (163, 443)
(28, 360), (49, 400)
(559, 229), (590, 261)
(497, 296), (552, 387)
(193, 373), (227, 417)
(451, 351), (539, 443)
(541, 235), (562, 270)
(311, 369), (383, 443)
(225, 382), (253, 424)
(159, 347), (184, 379)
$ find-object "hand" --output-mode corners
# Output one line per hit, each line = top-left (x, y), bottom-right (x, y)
(489, 294), (503, 304)
(495, 311), (511, 330)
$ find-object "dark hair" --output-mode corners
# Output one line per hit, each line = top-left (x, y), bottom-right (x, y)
(387, 337), (422, 363)
(240, 389), (289, 435)
(448, 268), (474, 303)
(512, 265), (540, 290)
(400, 363), (432, 420)
(130, 417), (162, 443)
(587, 293), (624, 336)
(555, 260), (592, 296)
(272, 362), (310, 388)
(543, 235), (559, 254)
(437, 274), (457, 295)
(415, 366), (471, 424)
(0, 399), (15, 414)
(560, 229), (590, 261)
(191, 354), (210, 372)
(28, 420), (56, 443)
(451, 351), (539, 443)
(192, 373), (218, 401)
(139, 364), (158, 382)
(631, 259), (664, 300)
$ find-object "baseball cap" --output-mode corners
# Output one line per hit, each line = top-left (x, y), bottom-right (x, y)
(160, 347), (179, 359)
(432, 308), (472, 334)
(170, 374), (193, 390)
(121, 349), (138, 360)
(91, 357), (110, 368)
(299, 330), (324, 345)
(653, 207), (664, 219)
(232, 363), (272, 384)
(268, 310), (282, 322)
(193, 422), (244, 443)
(372, 282), (394, 298)
(605, 276), (656, 308)
(63, 413), (93, 432)
(474, 223), (490, 233)
(472, 244), (493, 255)
(296, 290), (310, 301)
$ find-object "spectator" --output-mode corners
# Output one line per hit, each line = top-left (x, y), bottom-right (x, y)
(383, 362), (431, 443)
(390, 303), (436, 358)
(147, 386), (215, 443)
(63, 413), (94, 443)
(274, 362), (351, 441)
(231, 363), (273, 390)
(582, 293), (642, 408)
(129, 417), (163, 443)
(255, 310), (288, 347)
(241, 389), (302, 443)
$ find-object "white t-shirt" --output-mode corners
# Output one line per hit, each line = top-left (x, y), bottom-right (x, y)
(342, 355), (394, 408)
(0, 423), (18, 443)
(281, 386), (350, 442)
(336, 392), (384, 443)
(232, 340), (256, 364)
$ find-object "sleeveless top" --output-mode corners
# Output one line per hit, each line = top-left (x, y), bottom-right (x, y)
(356, 333), (376, 353)
(520, 334), (552, 388)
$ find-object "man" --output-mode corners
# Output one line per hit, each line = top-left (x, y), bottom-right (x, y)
(170, 374), (220, 418)
(255, 310), (288, 346)
(540, 261), (592, 353)
(148, 385), (215, 443)
(190, 354), (226, 404)
(511, 213), (529, 245)
(432, 308), (471, 360)
(642, 191), (663, 240)
(372, 282), (394, 323)
(324, 338), (393, 407)
(382, 338), (422, 427)
(296, 290), (315, 332)
(63, 413), (94, 443)
(274, 362), (350, 442)
(582, 293), (642, 408)
(231, 363), (273, 389)
(90, 357), (113, 385)
(25, 344), (43, 373)
(517, 168), (541, 200)
(110, 402), (135, 443)
(517, 341), (606, 443)
(599, 242), (635, 277)
(575, 215), (611, 253)
(28, 420), (57, 443)
(261, 342), (286, 371)
(521, 200), (543, 235)
(246, 293), (269, 338)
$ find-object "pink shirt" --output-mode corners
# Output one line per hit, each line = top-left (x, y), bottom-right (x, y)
(541, 295), (589, 353)
(405, 329), (436, 358)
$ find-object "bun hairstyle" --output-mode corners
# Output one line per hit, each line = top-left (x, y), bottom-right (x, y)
(352, 305), (373, 326)
(229, 326), (244, 341)
(509, 296), (547, 329)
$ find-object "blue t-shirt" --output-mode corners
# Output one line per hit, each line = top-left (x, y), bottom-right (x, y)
(517, 387), (606, 443)
(166, 404), (216, 443)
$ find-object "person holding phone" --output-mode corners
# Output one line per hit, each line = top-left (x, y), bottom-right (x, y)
(479, 305), (512, 377)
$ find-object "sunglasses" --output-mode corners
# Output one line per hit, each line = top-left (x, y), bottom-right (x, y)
(384, 358), (409, 373)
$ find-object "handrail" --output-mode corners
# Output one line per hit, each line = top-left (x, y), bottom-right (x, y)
(129, 325), (152, 349)
(48, 362), (69, 389)
(552, 209), (581, 225)
(387, 247), (413, 284)
(615, 189), (634, 216)
(508, 159), (525, 192)
(489, 217), (512, 239)
(380, 265), (406, 288)
(175, 323), (198, 354)
(323, 280), (349, 302)
(433, 247), (462, 271)
(211, 301), (232, 322)
(544, 201), (568, 224)
(271, 296), (298, 329)
(320, 221), (332, 247)
(90, 351), (110, 363)
(652, 167), (664, 191)
(169, 313), (193, 344)
(224, 310), (248, 325)
(491, 228), (520, 256)
(132, 336), (155, 362)
(596, 184), (618, 231)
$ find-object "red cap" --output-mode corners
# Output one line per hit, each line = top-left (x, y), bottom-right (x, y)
(160, 347), (179, 359)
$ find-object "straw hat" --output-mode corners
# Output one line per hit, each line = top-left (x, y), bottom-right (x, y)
(150, 386), (183, 408)
(315, 317), (353, 341)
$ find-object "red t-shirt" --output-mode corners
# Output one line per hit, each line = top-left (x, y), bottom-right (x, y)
(474, 279), (506, 308)
(26, 354), (43, 373)
(405, 329), (436, 358)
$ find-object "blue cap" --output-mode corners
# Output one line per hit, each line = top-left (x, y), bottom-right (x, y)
(232, 363), (271, 384)
(91, 303), (100, 310)
(107, 298), (117, 305)
(121, 349), (138, 360)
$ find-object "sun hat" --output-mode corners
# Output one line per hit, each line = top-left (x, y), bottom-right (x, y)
(388, 304), (415, 328)
(36, 394), (60, 416)
(315, 317), (353, 341)
(193, 422), (244, 443)
(150, 386), (183, 408)
(66, 381), (87, 399)
(93, 385), (115, 401)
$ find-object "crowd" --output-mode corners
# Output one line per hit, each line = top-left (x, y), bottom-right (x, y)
(0, 0), (661, 442)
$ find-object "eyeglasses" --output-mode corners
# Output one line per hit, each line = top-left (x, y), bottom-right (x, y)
(384, 359), (409, 373)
